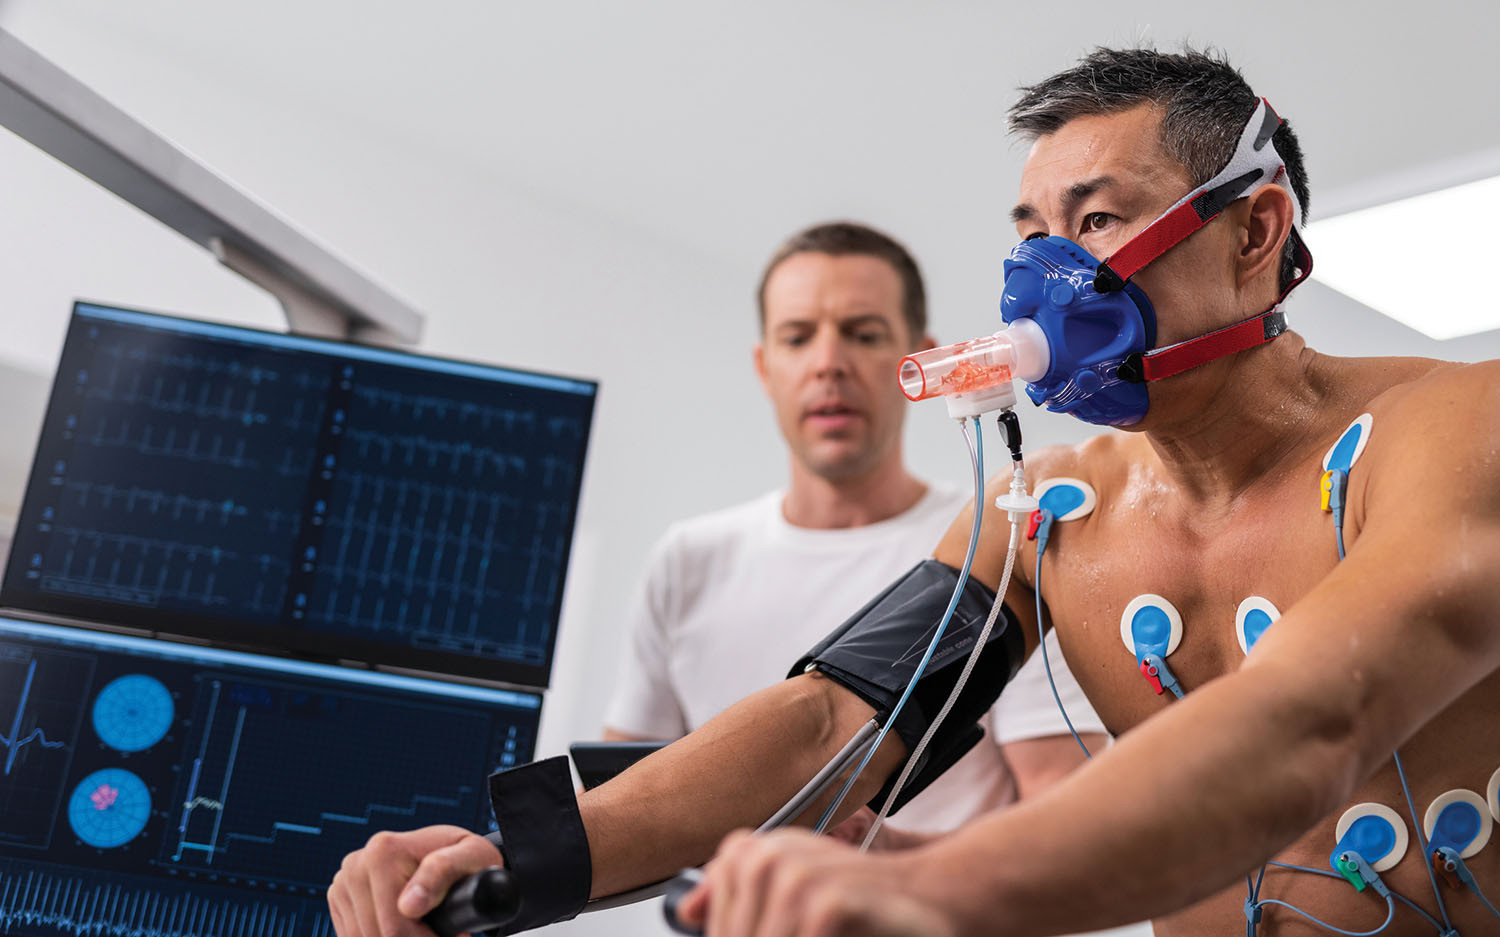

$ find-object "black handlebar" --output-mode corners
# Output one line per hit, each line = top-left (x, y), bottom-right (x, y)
(661, 868), (704, 936)
(423, 867), (519, 937)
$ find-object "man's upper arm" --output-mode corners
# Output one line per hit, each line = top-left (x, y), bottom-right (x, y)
(930, 471), (1045, 661)
(1243, 365), (1500, 754)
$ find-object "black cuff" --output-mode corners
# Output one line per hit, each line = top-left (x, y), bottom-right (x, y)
(789, 559), (1025, 815)
(485, 756), (592, 933)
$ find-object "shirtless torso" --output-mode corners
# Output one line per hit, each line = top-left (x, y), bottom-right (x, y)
(942, 347), (1500, 936)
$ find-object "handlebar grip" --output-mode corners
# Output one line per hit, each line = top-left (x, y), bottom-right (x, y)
(423, 867), (519, 937)
(661, 868), (704, 936)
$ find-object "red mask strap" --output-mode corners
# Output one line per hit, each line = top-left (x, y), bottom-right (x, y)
(1118, 229), (1314, 383)
(1095, 98), (1291, 294)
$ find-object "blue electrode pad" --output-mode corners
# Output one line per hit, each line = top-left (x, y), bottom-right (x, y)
(1323, 413), (1374, 473)
(1488, 766), (1500, 823)
(1119, 594), (1183, 663)
(1424, 789), (1493, 859)
(1033, 477), (1098, 523)
(1331, 802), (1409, 873)
(1235, 596), (1281, 655)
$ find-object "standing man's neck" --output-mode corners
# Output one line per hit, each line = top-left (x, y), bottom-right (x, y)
(781, 453), (927, 530)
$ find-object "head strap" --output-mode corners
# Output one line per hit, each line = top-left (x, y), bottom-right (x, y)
(1098, 97), (1316, 383)
(1095, 98), (1302, 293)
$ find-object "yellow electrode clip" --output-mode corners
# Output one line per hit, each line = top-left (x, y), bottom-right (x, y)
(1320, 470), (1336, 512)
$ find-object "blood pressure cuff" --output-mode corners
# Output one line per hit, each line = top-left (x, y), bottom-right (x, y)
(788, 558), (1026, 813)
(482, 755), (591, 933)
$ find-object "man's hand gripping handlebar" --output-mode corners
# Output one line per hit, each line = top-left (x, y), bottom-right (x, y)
(328, 826), (515, 937)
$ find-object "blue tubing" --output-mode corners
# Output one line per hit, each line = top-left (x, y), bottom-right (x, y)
(812, 416), (985, 833)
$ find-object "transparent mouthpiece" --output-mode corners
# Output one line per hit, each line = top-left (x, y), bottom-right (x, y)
(898, 320), (1050, 403)
(900, 334), (1015, 401)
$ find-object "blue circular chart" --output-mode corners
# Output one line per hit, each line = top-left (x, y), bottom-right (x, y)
(68, 768), (152, 848)
(93, 674), (174, 752)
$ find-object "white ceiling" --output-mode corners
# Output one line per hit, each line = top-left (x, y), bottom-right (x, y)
(3, 1), (1499, 329)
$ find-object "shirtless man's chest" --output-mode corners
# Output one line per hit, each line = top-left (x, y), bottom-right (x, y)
(1024, 417), (1500, 936)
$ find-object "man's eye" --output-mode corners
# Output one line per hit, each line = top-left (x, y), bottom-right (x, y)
(1082, 212), (1116, 233)
(853, 331), (885, 345)
(782, 334), (809, 348)
(1023, 231), (1048, 241)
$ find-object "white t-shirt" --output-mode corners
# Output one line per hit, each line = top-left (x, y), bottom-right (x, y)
(604, 484), (1106, 833)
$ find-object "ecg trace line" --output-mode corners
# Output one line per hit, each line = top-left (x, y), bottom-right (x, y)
(3, 659), (68, 775)
(0, 867), (301, 937)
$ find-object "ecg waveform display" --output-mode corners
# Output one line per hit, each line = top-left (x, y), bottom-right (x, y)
(0, 618), (539, 937)
(0, 862), (332, 937)
(3, 303), (596, 687)
(1, 645), (93, 850)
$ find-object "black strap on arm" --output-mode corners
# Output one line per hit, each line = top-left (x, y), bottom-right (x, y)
(482, 755), (591, 933)
(789, 559), (1025, 814)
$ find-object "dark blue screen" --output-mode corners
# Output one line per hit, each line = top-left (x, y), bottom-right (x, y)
(0, 617), (539, 937)
(2, 303), (596, 687)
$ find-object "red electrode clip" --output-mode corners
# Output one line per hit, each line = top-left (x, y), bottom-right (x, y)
(1140, 659), (1166, 695)
(1026, 509), (1045, 541)
(1432, 851), (1462, 890)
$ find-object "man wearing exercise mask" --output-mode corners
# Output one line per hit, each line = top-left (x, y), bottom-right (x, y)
(329, 47), (1500, 937)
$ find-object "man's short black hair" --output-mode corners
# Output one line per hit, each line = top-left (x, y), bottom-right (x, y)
(1009, 47), (1310, 291)
(757, 221), (927, 345)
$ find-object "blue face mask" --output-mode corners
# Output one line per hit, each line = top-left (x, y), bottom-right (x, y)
(995, 98), (1313, 428)
(999, 236), (1157, 427)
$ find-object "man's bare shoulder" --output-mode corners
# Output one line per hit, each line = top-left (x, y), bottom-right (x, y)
(1345, 357), (1500, 532)
(1021, 431), (1141, 492)
(1358, 356), (1498, 421)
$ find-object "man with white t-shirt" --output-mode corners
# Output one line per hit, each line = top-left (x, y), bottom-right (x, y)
(603, 221), (1108, 836)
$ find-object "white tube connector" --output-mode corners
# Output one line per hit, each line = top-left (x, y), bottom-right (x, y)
(993, 466), (1038, 521)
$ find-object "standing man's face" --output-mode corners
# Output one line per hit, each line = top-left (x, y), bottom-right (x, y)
(755, 252), (929, 483)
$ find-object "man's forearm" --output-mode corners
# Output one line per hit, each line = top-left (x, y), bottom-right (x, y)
(579, 673), (906, 897)
(905, 668), (1368, 935)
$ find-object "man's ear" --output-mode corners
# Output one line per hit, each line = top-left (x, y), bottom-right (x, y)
(753, 342), (769, 395)
(915, 333), (938, 354)
(1238, 183), (1296, 290)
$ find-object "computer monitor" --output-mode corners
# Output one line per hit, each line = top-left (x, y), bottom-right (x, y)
(1, 302), (596, 688)
(0, 616), (540, 937)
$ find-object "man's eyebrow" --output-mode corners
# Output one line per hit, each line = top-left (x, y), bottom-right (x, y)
(1061, 176), (1116, 214)
(838, 314), (892, 330)
(1010, 176), (1119, 226)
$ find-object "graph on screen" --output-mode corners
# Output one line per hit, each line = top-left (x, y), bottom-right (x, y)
(2, 303), (596, 687)
(0, 618), (539, 937)
(1, 645), (94, 849)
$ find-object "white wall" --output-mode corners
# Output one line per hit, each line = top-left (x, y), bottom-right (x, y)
(2, 5), (1499, 935)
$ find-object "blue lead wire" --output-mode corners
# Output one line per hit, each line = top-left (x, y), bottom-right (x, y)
(1468, 875), (1500, 922)
(1034, 548), (1092, 760)
(811, 416), (985, 833)
(1254, 897), (1395, 937)
(1394, 750), (1456, 933)
(1240, 484), (1454, 937)
(1263, 862), (1444, 933)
